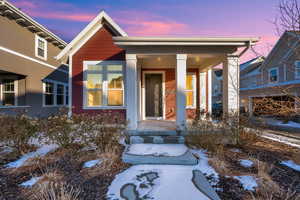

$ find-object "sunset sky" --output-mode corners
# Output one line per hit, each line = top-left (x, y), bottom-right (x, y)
(11, 0), (282, 62)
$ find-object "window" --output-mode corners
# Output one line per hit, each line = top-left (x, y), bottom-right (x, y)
(35, 35), (47, 60)
(84, 61), (124, 108)
(43, 81), (68, 106)
(185, 73), (196, 108)
(268, 67), (278, 83)
(295, 61), (300, 79)
(56, 84), (64, 105)
(1, 80), (16, 106)
(44, 82), (54, 106)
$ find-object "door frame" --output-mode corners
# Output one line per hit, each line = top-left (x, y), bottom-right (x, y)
(142, 70), (166, 120)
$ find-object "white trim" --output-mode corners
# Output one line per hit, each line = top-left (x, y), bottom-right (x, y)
(294, 61), (300, 79)
(268, 67), (279, 83)
(35, 34), (47, 60)
(185, 72), (197, 109)
(207, 69), (212, 113)
(56, 11), (127, 60)
(68, 55), (73, 117)
(83, 60), (125, 109)
(199, 71), (207, 111)
(0, 105), (31, 109)
(283, 64), (287, 81)
(142, 71), (166, 120)
(0, 46), (68, 74)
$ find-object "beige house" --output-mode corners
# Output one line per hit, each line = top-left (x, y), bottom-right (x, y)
(0, 0), (68, 117)
(240, 31), (300, 115)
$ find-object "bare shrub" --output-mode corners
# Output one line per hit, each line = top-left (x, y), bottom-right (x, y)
(0, 114), (38, 154)
(30, 182), (81, 200)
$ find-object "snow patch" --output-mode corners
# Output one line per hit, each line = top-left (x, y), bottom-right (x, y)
(230, 148), (241, 153)
(20, 176), (42, 187)
(281, 160), (300, 172)
(272, 120), (300, 129)
(127, 144), (188, 157)
(234, 176), (257, 191)
(83, 159), (102, 168)
(5, 144), (58, 168)
(240, 159), (254, 168)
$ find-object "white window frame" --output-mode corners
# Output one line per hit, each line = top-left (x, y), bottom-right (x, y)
(35, 34), (47, 60)
(185, 72), (197, 109)
(83, 60), (125, 109)
(268, 67), (279, 83)
(42, 79), (68, 107)
(295, 61), (300, 79)
(0, 80), (18, 107)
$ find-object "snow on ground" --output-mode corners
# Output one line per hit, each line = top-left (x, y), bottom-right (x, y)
(5, 144), (58, 168)
(127, 144), (188, 157)
(281, 160), (300, 172)
(240, 159), (254, 168)
(83, 159), (102, 168)
(262, 133), (300, 149)
(19, 176), (42, 187)
(107, 148), (219, 200)
(270, 120), (300, 129)
(233, 176), (257, 191)
(230, 148), (242, 153)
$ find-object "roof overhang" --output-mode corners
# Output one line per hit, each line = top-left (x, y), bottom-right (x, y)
(113, 36), (259, 47)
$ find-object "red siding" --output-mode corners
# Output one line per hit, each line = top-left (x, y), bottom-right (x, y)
(72, 26), (126, 120)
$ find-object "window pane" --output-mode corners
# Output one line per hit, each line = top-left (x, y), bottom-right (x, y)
(3, 93), (15, 106)
(57, 94), (64, 105)
(87, 90), (102, 106)
(66, 95), (69, 105)
(108, 90), (123, 106)
(88, 65), (103, 71)
(270, 69), (277, 82)
(87, 74), (102, 89)
(186, 75), (194, 90)
(45, 82), (54, 93)
(108, 74), (123, 89)
(57, 84), (64, 94)
(38, 39), (45, 49)
(186, 91), (194, 107)
(3, 80), (14, 92)
(45, 94), (53, 105)
(107, 65), (122, 71)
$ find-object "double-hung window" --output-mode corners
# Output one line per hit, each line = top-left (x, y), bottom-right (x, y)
(56, 84), (64, 105)
(268, 67), (279, 83)
(185, 73), (196, 108)
(1, 80), (16, 106)
(35, 35), (47, 60)
(295, 61), (300, 79)
(43, 81), (68, 106)
(65, 86), (69, 105)
(44, 82), (54, 106)
(84, 61), (124, 108)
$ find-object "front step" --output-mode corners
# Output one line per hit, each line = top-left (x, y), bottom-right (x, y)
(127, 135), (185, 144)
(122, 144), (198, 165)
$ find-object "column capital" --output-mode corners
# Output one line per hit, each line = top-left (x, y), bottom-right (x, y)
(126, 54), (137, 60)
(176, 54), (187, 60)
(226, 54), (239, 59)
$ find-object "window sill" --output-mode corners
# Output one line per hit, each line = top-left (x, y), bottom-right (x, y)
(43, 105), (68, 108)
(0, 105), (31, 109)
(83, 106), (126, 110)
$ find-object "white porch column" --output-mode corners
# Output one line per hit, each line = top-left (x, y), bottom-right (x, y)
(199, 71), (207, 112)
(126, 54), (138, 130)
(176, 54), (187, 130)
(223, 55), (240, 115)
(207, 68), (213, 114)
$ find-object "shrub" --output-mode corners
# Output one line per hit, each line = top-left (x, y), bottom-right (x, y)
(0, 114), (38, 154)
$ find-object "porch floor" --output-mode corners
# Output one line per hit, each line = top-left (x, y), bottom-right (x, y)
(137, 120), (177, 131)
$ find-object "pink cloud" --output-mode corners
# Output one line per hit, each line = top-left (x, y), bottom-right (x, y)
(13, 0), (37, 9)
(28, 11), (95, 22)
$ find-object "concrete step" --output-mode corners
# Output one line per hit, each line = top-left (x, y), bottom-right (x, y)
(127, 135), (185, 144)
(122, 144), (198, 165)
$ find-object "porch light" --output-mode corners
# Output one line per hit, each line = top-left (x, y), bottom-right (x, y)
(196, 56), (200, 62)
(157, 57), (161, 61)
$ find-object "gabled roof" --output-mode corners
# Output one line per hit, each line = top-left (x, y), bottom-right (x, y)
(0, 0), (67, 48)
(56, 11), (127, 61)
(240, 56), (264, 72)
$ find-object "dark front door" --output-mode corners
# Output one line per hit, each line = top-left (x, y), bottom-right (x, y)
(145, 74), (163, 118)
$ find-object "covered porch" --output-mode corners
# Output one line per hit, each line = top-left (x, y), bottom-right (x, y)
(113, 37), (258, 131)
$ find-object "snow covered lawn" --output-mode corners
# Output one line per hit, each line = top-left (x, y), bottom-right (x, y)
(19, 177), (42, 187)
(233, 176), (257, 191)
(280, 160), (300, 172)
(239, 159), (254, 168)
(126, 144), (188, 157)
(83, 159), (102, 168)
(269, 119), (300, 129)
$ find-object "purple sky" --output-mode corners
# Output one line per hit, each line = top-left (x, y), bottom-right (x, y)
(11, 0), (282, 62)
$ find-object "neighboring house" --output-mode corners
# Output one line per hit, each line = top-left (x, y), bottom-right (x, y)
(240, 31), (300, 115)
(0, 0), (68, 117)
(56, 11), (258, 130)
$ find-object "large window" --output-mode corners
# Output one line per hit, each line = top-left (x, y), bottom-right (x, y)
(84, 61), (124, 108)
(35, 35), (47, 60)
(185, 73), (196, 108)
(43, 81), (68, 106)
(268, 67), (278, 83)
(1, 80), (16, 106)
(295, 61), (300, 79)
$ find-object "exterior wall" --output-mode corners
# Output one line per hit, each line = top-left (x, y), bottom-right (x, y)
(71, 25), (126, 121)
(0, 15), (68, 117)
(141, 68), (199, 120)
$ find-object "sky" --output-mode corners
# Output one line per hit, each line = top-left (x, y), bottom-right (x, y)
(11, 0), (282, 62)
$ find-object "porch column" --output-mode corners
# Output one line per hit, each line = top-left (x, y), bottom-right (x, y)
(223, 55), (240, 115)
(176, 54), (187, 130)
(207, 68), (213, 114)
(199, 71), (207, 112)
(126, 54), (138, 130)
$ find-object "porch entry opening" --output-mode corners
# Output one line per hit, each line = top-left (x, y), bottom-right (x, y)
(145, 73), (163, 119)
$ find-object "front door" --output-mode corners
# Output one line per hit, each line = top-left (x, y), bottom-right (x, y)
(145, 73), (163, 119)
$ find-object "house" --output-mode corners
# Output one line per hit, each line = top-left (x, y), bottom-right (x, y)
(0, 0), (68, 117)
(240, 31), (300, 115)
(56, 11), (259, 131)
